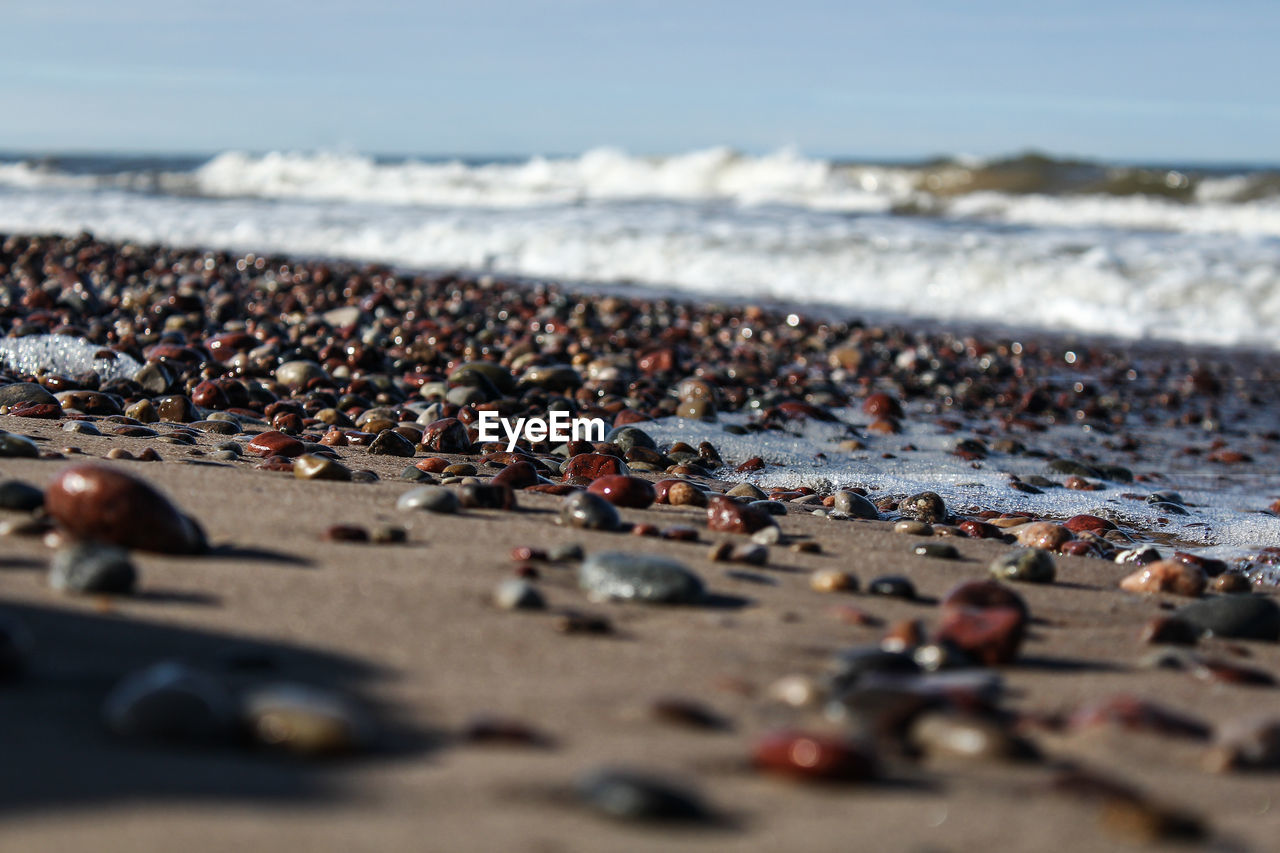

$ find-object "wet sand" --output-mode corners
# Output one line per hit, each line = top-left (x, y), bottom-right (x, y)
(3, 418), (1280, 851)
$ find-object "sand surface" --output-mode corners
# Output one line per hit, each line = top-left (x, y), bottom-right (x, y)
(2, 416), (1279, 852)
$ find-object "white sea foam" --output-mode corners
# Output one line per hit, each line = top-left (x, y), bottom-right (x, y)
(640, 411), (1280, 560)
(0, 335), (141, 382)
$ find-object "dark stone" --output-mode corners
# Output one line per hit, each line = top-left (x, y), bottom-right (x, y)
(0, 480), (44, 511)
(868, 575), (917, 599)
(900, 491), (947, 524)
(587, 475), (656, 508)
(368, 429), (416, 457)
(104, 662), (238, 745)
(833, 490), (879, 519)
(459, 482), (515, 510)
(576, 768), (712, 823)
(560, 491), (621, 531)
(1174, 596), (1280, 641)
(0, 382), (58, 408)
(706, 495), (777, 535)
(49, 542), (137, 594)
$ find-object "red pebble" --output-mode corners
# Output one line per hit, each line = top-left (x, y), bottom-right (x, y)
(490, 461), (541, 490)
(563, 453), (629, 481)
(1064, 514), (1117, 533)
(706, 495), (776, 535)
(44, 463), (206, 554)
(587, 475), (656, 508)
(246, 430), (305, 458)
(862, 393), (903, 419)
(753, 731), (877, 782)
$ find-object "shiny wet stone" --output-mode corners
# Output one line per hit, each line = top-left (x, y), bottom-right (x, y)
(914, 542), (958, 559)
(560, 491), (620, 531)
(990, 548), (1056, 583)
(49, 542), (137, 594)
(104, 662), (238, 745)
(579, 551), (705, 604)
(0, 480), (43, 511)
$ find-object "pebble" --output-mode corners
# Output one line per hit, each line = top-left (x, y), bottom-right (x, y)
(990, 548), (1056, 583)
(1211, 573), (1252, 594)
(324, 524), (369, 542)
(726, 482), (767, 500)
(894, 520), (932, 536)
(811, 568), (858, 593)
(1173, 595), (1280, 640)
(63, 421), (101, 436)
(293, 454), (352, 481)
(396, 486), (460, 514)
(935, 580), (1028, 666)
(1118, 560), (1206, 597)
(368, 429), (417, 457)
(587, 475), (657, 508)
(0, 382), (57, 407)
(575, 767), (712, 823)
(0, 433), (40, 458)
(1014, 521), (1072, 551)
(103, 662), (238, 744)
(706, 495), (777, 535)
(49, 542), (137, 594)
(752, 730), (877, 782)
(766, 674), (822, 708)
(913, 542), (958, 559)
(245, 430), (305, 458)
(549, 543), (585, 561)
(242, 682), (372, 757)
(370, 525), (407, 544)
(832, 490), (879, 520)
(459, 483), (515, 510)
(900, 491), (947, 524)
(419, 417), (471, 454)
(563, 453), (629, 481)
(560, 491), (621, 531)
(909, 712), (1036, 762)
(494, 579), (546, 610)
(44, 464), (206, 554)
(0, 479), (43, 511)
(664, 480), (708, 507)
(579, 551), (705, 604)
(867, 575), (916, 599)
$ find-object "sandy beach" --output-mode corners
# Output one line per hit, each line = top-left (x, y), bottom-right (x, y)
(1, 233), (1279, 851)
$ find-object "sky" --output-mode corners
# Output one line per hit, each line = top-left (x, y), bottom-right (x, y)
(3, 1), (1278, 163)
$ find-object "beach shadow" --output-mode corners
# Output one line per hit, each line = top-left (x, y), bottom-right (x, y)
(134, 589), (223, 607)
(205, 544), (314, 567)
(1014, 654), (1125, 673)
(0, 555), (43, 571)
(0, 599), (437, 817)
(701, 592), (754, 610)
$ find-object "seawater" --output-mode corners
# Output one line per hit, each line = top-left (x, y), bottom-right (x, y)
(1, 148), (1279, 348)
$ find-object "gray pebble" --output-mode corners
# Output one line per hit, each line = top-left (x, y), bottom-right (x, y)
(579, 551), (705, 604)
(833, 490), (879, 520)
(396, 486), (460, 514)
(50, 543), (137, 594)
(494, 579), (546, 610)
(0, 480), (43, 511)
(990, 548), (1056, 583)
(560, 492), (620, 531)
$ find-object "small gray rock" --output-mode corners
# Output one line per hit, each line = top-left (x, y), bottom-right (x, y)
(560, 492), (620, 531)
(0, 382), (57, 407)
(0, 433), (39, 458)
(579, 551), (705, 604)
(50, 543), (138, 594)
(494, 579), (546, 610)
(833, 490), (879, 520)
(104, 662), (238, 744)
(990, 548), (1056, 584)
(367, 430), (416, 457)
(0, 480), (43, 511)
(1175, 596), (1280, 641)
(575, 767), (711, 823)
(396, 486), (459, 514)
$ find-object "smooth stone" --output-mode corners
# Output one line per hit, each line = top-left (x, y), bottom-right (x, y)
(706, 495), (777, 535)
(396, 486), (459, 514)
(914, 542), (958, 559)
(1015, 521), (1072, 551)
(749, 499), (787, 516)
(420, 417), (471, 454)
(833, 490), (879, 520)
(63, 421), (101, 436)
(1174, 596), (1280, 640)
(459, 483), (515, 510)
(0, 480), (44, 511)
(894, 520), (932, 536)
(293, 454), (352, 481)
(1119, 560), (1206, 597)
(560, 491), (621, 531)
(0, 382), (57, 407)
(579, 551), (705, 604)
(909, 712), (1036, 762)
(368, 430), (417, 457)
(811, 568), (858, 593)
(575, 768), (711, 823)
(399, 465), (433, 482)
(49, 542), (137, 594)
(44, 464), (206, 554)
(868, 575), (917, 599)
(494, 579), (546, 610)
(900, 491), (947, 524)
(0, 433), (39, 458)
(242, 682), (373, 756)
(275, 360), (329, 388)
(587, 475), (656, 508)
(188, 419), (240, 435)
(726, 482), (767, 500)
(935, 580), (1028, 666)
(448, 361), (516, 394)
(517, 363), (582, 391)
(245, 430), (306, 458)
(563, 453), (629, 481)
(604, 426), (657, 453)
(104, 662), (238, 744)
(990, 548), (1056, 584)
(752, 730), (877, 782)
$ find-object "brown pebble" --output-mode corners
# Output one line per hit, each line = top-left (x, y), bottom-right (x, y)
(752, 730), (877, 782)
(44, 464), (206, 554)
(1141, 616), (1201, 646)
(706, 495), (776, 535)
(324, 524), (369, 543)
(811, 569), (857, 593)
(1211, 573), (1252, 593)
(246, 430), (306, 458)
(1119, 560), (1206, 597)
(588, 475), (657, 508)
(1015, 521), (1072, 551)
